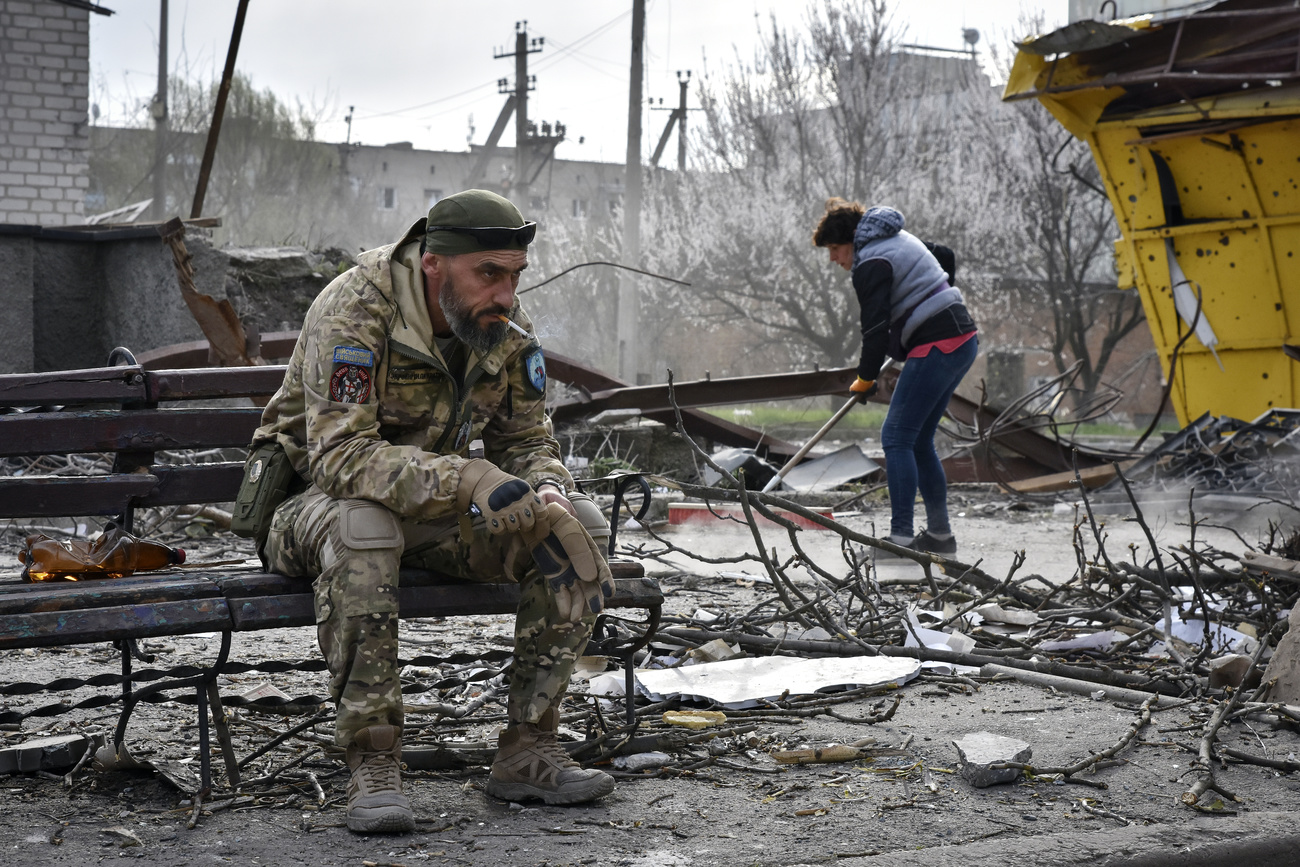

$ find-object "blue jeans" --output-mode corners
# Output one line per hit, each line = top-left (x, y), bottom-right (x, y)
(880, 335), (978, 538)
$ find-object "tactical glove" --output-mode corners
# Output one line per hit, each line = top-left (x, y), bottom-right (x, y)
(524, 502), (615, 623)
(457, 459), (546, 536)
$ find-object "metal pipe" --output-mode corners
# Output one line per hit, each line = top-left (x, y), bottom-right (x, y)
(190, 0), (250, 219)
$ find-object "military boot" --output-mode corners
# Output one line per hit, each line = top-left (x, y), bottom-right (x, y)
(485, 708), (615, 805)
(344, 725), (415, 834)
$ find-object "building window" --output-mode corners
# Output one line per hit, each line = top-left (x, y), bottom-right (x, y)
(382, 161), (388, 172)
(380, 187), (396, 210)
(424, 189), (442, 209)
(572, 198), (588, 219)
(430, 165), (437, 175)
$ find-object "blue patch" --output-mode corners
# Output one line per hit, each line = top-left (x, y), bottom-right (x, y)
(333, 345), (374, 367)
(524, 347), (546, 396)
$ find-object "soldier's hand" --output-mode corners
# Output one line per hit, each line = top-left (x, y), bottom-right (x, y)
(525, 502), (614, 622)
(456, 459), (547, 536)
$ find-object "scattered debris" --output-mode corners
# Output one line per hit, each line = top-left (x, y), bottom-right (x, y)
(952, 732), (1031, 788)
(0, 733), (100, 774)
(1088, 410), (1300, 513)
(101, 827), (143, 848)
(635, 655), (920, 707)
(661, 710), (727, 730)
(668, 501), (834, 530)
(1207, 654), (1255, 690)
(772, 744), (910, 766)
(1261, 600), (1300, 705)
(773, 444), (880, 493)
(613, 751), (673, 771)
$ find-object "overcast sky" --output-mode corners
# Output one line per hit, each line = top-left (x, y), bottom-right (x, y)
(89, 1), (1068, 164)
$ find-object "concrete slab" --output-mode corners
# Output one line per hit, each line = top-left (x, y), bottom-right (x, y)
(952, 731), (1031, 787)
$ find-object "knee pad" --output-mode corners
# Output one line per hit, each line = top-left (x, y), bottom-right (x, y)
(337, 499), (403, 552)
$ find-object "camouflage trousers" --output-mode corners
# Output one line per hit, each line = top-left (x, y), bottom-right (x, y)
(264, 486), (597, 747)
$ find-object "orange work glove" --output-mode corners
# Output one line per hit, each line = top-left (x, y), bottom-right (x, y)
(850, 377), (879, 401)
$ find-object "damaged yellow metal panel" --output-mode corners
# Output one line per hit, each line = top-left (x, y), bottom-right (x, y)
(1004, 2), (1300, 425)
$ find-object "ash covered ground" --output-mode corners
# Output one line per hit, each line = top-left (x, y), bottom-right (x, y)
(3, 487), (1300, 866)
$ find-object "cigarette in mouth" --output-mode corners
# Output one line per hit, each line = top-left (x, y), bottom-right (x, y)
(497, 315), (531, 339)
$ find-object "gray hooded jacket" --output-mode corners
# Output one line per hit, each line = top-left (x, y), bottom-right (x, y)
(851, 207), (967, 379)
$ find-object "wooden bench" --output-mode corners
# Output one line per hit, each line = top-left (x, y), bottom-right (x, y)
(0, 352), (660, 789)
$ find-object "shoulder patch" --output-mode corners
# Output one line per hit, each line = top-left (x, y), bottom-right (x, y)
(523, 346), (546, 397)
(333, 345), (374, 367)
(330, 363), (372, 403)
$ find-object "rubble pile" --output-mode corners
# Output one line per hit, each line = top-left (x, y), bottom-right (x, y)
(1091, 409), (1300, 509)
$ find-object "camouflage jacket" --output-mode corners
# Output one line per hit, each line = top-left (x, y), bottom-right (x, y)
(252, 219), (572, 522)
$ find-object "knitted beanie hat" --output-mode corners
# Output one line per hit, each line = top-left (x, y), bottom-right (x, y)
(858, 206), (905, 241)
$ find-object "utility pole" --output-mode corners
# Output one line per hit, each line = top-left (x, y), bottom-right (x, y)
(676, 70), (689, 172)
(493, 22), (541, 200)
(150, 0), (168, 221)
(650, 70), (692, 171)
(339, 104), (355, 178)
(618, 0), (646, 383)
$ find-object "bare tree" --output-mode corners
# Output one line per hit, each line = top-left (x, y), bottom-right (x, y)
(968, 40), (1147, 403)
(634, 1), (1147, 413)
(639, 0), (978, 374)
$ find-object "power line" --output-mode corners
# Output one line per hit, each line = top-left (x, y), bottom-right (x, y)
(349, 10), (633, 126)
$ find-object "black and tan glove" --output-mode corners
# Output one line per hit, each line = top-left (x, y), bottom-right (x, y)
(456, 459), (547, 536)
(523, 502), (615, 622)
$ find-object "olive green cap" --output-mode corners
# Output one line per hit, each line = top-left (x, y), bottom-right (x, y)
(423, 189), (534, 255)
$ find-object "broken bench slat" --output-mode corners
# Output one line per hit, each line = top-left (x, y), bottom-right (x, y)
(0, 408), (262, 456)
(0, 598), (233, 650)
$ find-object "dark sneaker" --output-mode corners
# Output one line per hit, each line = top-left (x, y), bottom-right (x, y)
(486, 710), (614, 805)
(871, 536), (914, 560)
(345, 725), (415, 834)
(912, 530), (957, 556)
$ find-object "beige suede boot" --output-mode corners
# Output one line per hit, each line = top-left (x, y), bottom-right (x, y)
(345, 725), (415, 834)
(485, 708), (615, 805)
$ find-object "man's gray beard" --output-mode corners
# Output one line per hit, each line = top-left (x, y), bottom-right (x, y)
(439, 275), (508, 354)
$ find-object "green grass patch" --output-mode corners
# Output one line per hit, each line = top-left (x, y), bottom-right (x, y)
(704, 402), (888, 437)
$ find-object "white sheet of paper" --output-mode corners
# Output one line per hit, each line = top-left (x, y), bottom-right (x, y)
(634, 655), (921, 707)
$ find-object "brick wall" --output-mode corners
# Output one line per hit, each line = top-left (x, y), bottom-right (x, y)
(0, 0), (89, 226)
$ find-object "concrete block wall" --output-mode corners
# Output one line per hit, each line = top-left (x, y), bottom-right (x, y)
(0, 225), (222, 374)
(0, 0), (90, 226)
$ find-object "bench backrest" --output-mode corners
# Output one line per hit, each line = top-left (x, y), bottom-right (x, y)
(0, 364), (285, 524)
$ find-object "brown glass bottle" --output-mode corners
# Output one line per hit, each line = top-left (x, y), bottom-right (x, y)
(20, 523), (186, 582)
